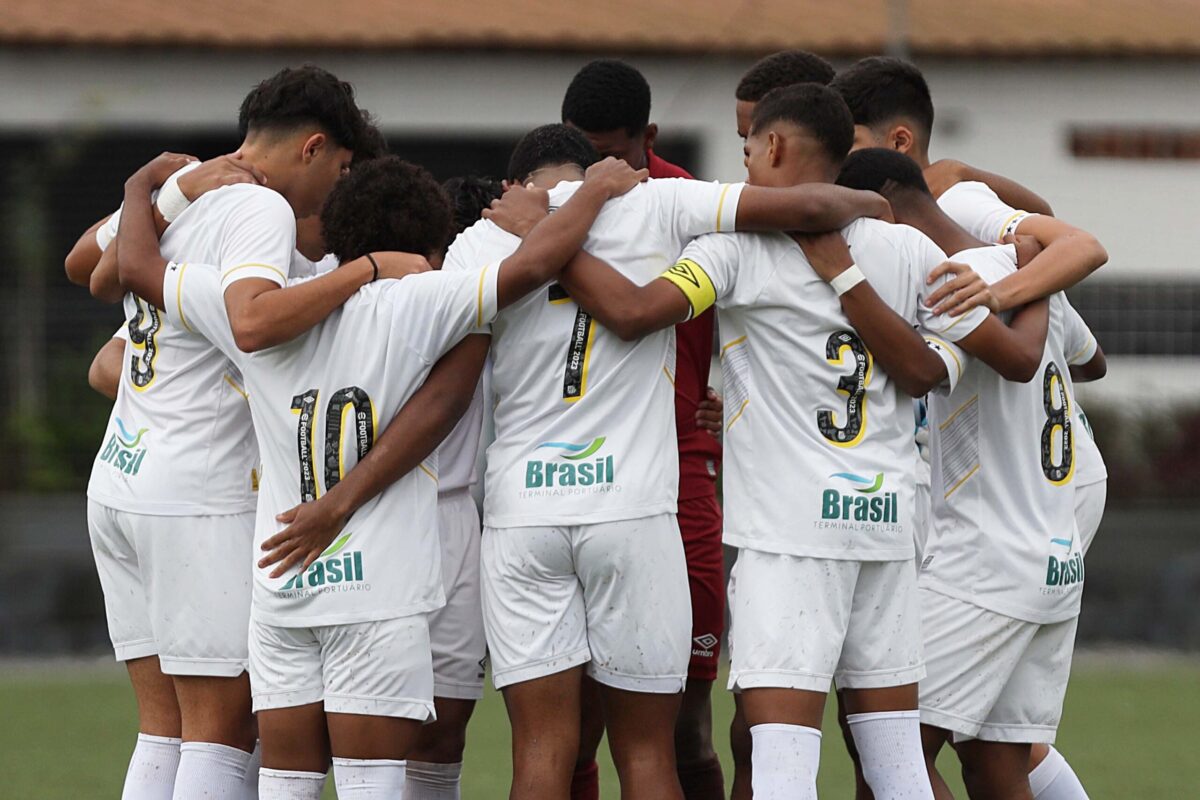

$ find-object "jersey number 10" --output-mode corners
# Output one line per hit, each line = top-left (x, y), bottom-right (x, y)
(290, 387), (376, 502)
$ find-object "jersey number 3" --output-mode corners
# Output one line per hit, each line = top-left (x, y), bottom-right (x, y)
(290, 387), (376, 501)
(127, 298), (162, 390)
(817, 331), (871, 448)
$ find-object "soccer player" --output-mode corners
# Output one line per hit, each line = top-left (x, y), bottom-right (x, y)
(733, 49), (836, 138)
(562, 58), (727, 800)
(116, 151), (648, 799)
(836, 148), (1102, 799)
(543, 82), (1020, 800)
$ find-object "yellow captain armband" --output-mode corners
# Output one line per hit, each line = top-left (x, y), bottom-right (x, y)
(660, 258), (717, 319)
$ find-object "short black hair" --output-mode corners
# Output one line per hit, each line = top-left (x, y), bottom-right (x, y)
(507, 124), (599, 184)
(351, 116), (388, 167)
(238, 64), (370, 153)
(442, 176), (503, 241)
(831, 57), (934, 139)
(561, 59), (651, 136)
(320, 156), (451, 264)
(836, 148), (932, 196)
(735, 50), (836, 101)
(750, 84), (855, 164)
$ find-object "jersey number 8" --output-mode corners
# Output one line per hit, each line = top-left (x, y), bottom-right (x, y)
(290, 387), (376, 502)
(1040, 363), (1074, 484)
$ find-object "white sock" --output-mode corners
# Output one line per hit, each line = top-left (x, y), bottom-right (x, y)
(750, 723), (821, 800)
(405, 760), (462, 799)
(333, 757), (407, 798)
(847, 710), (934, 799)
(172, 742), (253, 800)
(240, 741), (261, 800)
(122, 733), (182, 800)
(1029, 747), (1089, 799)
(258, 768), (327, 800)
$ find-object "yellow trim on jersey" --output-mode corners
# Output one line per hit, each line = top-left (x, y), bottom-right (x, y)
(660, 258), (717, 319)
(223, 262), (287, 284)
(938, 394), (979, 432)
(476, 264), (491, 328)
(1069, 336), (1096, 365)
(924, 335), (962, 384)
(563, 317), (598, 404)
(720, 335), (747, 357)
(726, 399), (750, 431)
(419, 462), (438, 482)
(995, 210), (1028, 242)
(944, 463), (980, 498)
(223, 374), (248, 401)
(662, 366), (675, 386)
(715, 183), (734, 231)
(174, 262), (194, 333)
(337, 402), (355, 481)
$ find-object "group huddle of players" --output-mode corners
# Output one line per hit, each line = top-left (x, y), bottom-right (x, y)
(66, 50), (1109, 800)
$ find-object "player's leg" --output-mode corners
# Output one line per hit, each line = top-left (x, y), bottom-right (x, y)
(577, 514), (691, 800)
(837, 560), (932, 799)
(728, 695), (753, 800)
(408, 489), (486, 798)
(921, 724), (957, 800)
(1026, 745), (1089, 799)
(674, 494), (726, 800)
(956, 740), (1034, 800)
(481, 524), (591, 798)
(835, 690), (876, 800)
(571, 676), (604, 800)
(87, 501), (183, 800)
(139, 512), (258, 799)
(323, 615), (437, 798)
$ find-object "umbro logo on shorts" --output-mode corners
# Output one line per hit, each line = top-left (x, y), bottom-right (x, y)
(692, 633), (719, 658)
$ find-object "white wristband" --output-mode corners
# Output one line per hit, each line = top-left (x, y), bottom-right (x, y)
(95, 206), (121, 252)
(830, 264), (866, 296)
(155, 172), (192, 223)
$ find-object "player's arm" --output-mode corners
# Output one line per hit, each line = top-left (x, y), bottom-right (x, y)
(795, 232), (951, 397)
(89, 240), (125, 303)
(558, 250), (690, 340)
(88, 337), (124, 400)
(488, 157), (648, 308)
(65, 216), (112, 287)
(259, 334), (491, 576)
(1070, 346), (1106, 383)
(1062, 301), (1106, 382)
(734, 184), (891, 231)
(953, 301), (1049, 383)
(925, 159), (1054, 216)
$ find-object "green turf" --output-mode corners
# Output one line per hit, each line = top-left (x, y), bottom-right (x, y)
(1, 658), (1195, 798)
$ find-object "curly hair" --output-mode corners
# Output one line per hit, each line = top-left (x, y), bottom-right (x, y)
(830, 57), (934, 139)
(442, 176), (503, 241)
(238, 64), (371, 153)
(561, 59), (651, 136)
(735, 50), (836, 101)
(507, 124), (598, 183)
(351, 115), (389, 167)
(751, 84), (855, 164)
(320, 156), (452, 264)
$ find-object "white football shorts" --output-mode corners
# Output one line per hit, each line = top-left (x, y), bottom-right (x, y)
(918, 587), (1078, 744)
(728, 549), (925, 694)
(249, 614), (435, 720)
(1076, 479), (1106, 556)
(481, 513), (690, 694)
(430, 489), (486, 700)
(87, 500), (252, 677)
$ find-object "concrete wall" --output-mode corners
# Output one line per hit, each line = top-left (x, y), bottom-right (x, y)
(2, 48), (1198, 280)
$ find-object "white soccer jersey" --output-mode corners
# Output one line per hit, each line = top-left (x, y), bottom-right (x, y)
(938, 182), (1106, 489)
(88, 181), (294, 515)
(437, 374), (487, 494)
(674, 219), (983, 560)
(290, 251), (339, 279)
(922, 248), (1084, 624)
(161, 262), (499, 627)
(444, 178), (745, 528)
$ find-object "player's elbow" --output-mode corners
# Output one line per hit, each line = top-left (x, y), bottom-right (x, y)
(998, 350), (1042, 383)
(230, 318), (272, 353)
(65, 252), (93, 287)
(1078, 233), (1108, 274)
(896, 362), (945, 398)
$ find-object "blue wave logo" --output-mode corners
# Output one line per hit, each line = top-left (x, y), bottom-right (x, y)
(537, 437), (606, 461)
(114, 417), (149, 449)
(829, 472), (884, 493)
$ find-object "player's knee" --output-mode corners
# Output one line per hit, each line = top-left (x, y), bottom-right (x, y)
(410, 726), (468, 763)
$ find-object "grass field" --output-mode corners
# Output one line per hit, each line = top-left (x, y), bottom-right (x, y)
(1, 653), (1196, 798)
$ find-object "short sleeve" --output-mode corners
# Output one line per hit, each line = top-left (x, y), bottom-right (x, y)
(217, 187), (297, 292)
(97, 207), (122, 252)
(652, 179), (745, 245)
(113, 323), (130, 342)
(1060, 299), (1098, 365)
(162, 261), (242, 364)
(660, 233), (741, 318)
(938, 181), (1034, 244)
(920, 331), (968, 394)
(399, 266), (500, 363)
(908, 230), (990, 343)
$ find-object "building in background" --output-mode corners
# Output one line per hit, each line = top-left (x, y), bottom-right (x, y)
(0, 0), (1198, 650)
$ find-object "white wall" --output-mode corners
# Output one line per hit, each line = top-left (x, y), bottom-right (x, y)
(3, 48), (1197, 280)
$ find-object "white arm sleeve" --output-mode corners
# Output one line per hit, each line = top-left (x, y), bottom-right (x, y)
(162, 261), (243, 363)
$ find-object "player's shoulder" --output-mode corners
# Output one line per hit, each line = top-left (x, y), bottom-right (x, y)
(445, 217), (519, 273)
(937, 180), (1001, 207)
(949, 243), (1018, 283)
(194, 183), (293, 224)
(844, 217), (929, 254)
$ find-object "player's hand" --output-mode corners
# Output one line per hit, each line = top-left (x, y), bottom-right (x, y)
(583, 156), (649, 198)
(925, 261), (998, 317)
(1006, 233), (1043, 269)
(484, 182), (549, 238)
(178, 152), (266, 200)
(791, 230), (854, 283)
(347, 251), (432, 281)
(696, 387), (723, 437)
(258, 500), (350, 578)
(128, 152), (198, 190)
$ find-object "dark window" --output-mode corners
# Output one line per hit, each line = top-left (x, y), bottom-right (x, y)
(1067, 283), (1200, 356)
(1070, 127), (1200, 160)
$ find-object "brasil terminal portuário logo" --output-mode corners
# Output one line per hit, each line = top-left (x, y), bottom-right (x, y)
(525, 436), (614, 488)
(98, 416), (150, 475)
(822, 471), (897, 523)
